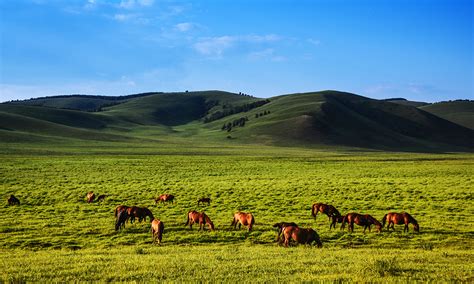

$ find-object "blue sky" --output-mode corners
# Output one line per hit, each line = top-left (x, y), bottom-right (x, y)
(0, 0), (472, 102)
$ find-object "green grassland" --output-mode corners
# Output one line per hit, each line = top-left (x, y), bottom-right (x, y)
(1, 142), (473, 282)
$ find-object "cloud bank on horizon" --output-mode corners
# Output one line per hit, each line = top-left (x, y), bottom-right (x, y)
(0, 0), (472, 102)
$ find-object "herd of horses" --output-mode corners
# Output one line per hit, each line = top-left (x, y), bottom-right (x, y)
(109, 194), (420, 247)
(5, 193), (419, 247)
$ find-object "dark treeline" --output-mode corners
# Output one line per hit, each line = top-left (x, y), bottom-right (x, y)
(6, 92), (162, 103)
(221, 117), (248, 132)
(203, 99), (270, 123)
(255, 110), (270, 118)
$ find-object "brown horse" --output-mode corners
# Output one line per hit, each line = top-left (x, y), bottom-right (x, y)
(330, 215), (345, 229)
(282, 226), (322, 248)
(341, 213), (382, 233)
(151, 219), (164, 244)
(198, 197), (211, 206)
(97, 194), (106, 202)
(7, 195), (20, 206)
(382, 212), (419, 232)
(127, 206), (154, 223)
(86, 191), (95, 203)
(185, 210), (214, 231)
(155, 194), (175, 204)
(231, 212), (255, 231)
(114, 205), (129, 219)
(115, 210), (129, 231)
(311, 203), (341, 220)
(273, 222), (298, 243)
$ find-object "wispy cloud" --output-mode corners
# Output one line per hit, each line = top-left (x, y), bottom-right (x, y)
(119, 0), (154, 9)
(174, 22), (194, 32)
(248, 48), (286, 62)
(307, 38), (321, 46)
(193, 34), (282, 58)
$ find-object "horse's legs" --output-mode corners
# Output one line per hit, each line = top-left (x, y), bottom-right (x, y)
(404, 224), (408, 232)
(238, 223), (241, 230)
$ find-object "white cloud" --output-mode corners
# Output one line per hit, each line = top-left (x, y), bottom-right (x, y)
(175, 22), (193, 32)
(194, 36), (236, 57)
(248, 48), (286, 62)
(114, 13), (136, 21)
(193, 34), (282, 57)
(308, 38), (321, 46)
(119, 0), (154, 9)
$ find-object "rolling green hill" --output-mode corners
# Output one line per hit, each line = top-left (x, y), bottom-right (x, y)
(383, 98), (430, 107)
(1, 90), (473, 151)
(419, 100), (474, 130)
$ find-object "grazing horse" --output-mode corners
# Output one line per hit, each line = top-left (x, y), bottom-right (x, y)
(382, 212), (419, 232)
(273, 222), (298, 243)
(115, 210), (129, 231)
(127, 206), (154, 224)
(155, 194), (175, 204)
(151, 219), (164, 244)
(311, 203), (341, 220)
(282, 226), (322, 248)
(7, 195), (20, 206)
(97, 194), (106, 202)
(330, 215), (345, 229)
(341, 213), (382, 233)
(185, 210), (214, 231)
(231, 212), (255, 231)
(86, 191), (95, 203)
(114, 205), (129, 219)
(198, 197), (211, 206)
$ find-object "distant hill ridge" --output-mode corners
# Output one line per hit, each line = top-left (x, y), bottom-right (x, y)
(1, 90), (473, 151)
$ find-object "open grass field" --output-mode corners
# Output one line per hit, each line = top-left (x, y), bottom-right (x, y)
(1, 142), (473, 282)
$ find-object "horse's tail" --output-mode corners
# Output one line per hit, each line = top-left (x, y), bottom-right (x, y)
(157, 221), (164, 243)
(185, 213), (190, 226)
(381, 214), (387, 227)
(249, 215), (255, 231)
(311, 204), (316, 218)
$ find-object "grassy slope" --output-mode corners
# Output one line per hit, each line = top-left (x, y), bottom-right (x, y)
(1, 90), (473, 151)
(0, 144), (473, 281)
(420, 100), (474, 130)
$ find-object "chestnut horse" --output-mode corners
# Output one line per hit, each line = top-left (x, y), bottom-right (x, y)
(86, 191), (95, 203)
(7, 195), (20, 206)
(273, 222), (298, 243)
(155, 194), (175, 204)
(198, 197), (211, 206)
(127, 206), (154, 224)
(282, 226), (322, 248)
(151, 219), (164, 244)
(341, 213), (382, 233)
(382, 212), (419, 232)
(185, 210), (214, 231)
(311, 203), (341, 220)
(231, 212), (255, 231)
(115, 210), (129, 231)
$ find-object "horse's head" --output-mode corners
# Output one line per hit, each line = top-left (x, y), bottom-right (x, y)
(413, 223), (420, 232)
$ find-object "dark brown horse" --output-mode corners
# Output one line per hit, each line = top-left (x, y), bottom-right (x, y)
(273, 222), (298, 243)
(330, 215), (345, 229)
(151, 219), (164, 244)
(86, 191), (95, 203)
(155, 194), (175, 204)
(382, 212), (419, 232)
(115, 210), (129, 231)
(114, 205), (130, 219)
(185, 210), (214, 231)
(198, 197), (211, 206)
(127, 206), (154, 223)
(97, 194), (106, 202)
(7, 195), (20, 206)
(341, 213), (382, 233)
(282, 226), (322, 248)
(230, 212), (255, 231)
(311, 203), (341, 219)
